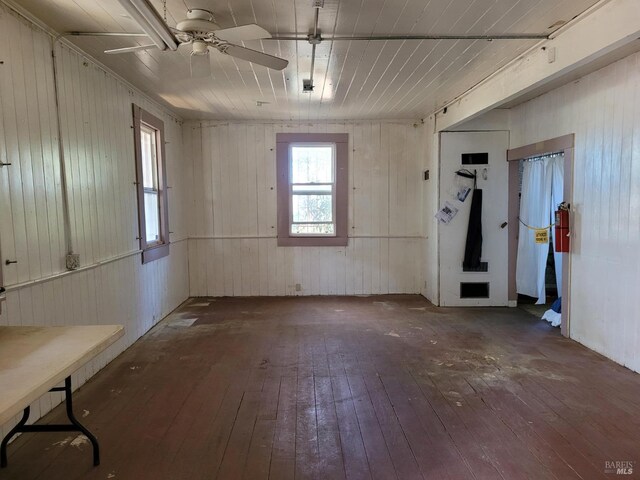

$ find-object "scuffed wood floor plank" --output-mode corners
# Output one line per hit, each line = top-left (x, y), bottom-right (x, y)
(2, 295), (640, 480)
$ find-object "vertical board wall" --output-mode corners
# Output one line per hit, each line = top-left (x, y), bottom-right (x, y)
(439, 131), (510, 306)
(510, 51), (640, 373)
(421, 116), (439, 303)
(185, 121), (427, 296)
(0, 6), (190, 436)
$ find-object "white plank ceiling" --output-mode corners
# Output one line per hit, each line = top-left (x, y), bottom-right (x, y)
(13, 0), (601, 120)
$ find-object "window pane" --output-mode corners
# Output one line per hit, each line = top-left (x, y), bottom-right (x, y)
(291, 223), (335, 235)
(292, 194), (333, 222)
(291, 146), (333, 183)
(144, 191), (160, 243)
(141, 125), (157, 189)
(292, 184), (332, 193)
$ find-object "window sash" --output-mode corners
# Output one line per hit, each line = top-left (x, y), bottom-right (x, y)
(133, 105), (170, 263)
(288, 145), (337, 237)
(276, 133), (348, 247)
(140, 124), (159, 190)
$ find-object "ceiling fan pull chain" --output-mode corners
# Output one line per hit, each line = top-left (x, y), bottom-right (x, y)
(163, 0), (167, 23)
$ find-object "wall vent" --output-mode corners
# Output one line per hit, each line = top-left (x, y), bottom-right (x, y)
(460, 282), (490, 298)
(461, 152), (488, 165)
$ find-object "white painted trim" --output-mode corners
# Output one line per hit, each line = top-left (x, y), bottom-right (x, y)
(435, 0), (640, 131)
(4, 238), (187, 292)
(188, 235), (424, 240)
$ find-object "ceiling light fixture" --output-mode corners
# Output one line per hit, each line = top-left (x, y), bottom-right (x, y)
(116, 0), (178, 51)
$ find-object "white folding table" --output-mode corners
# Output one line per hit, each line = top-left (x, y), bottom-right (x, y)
(0, 325), (124, 467)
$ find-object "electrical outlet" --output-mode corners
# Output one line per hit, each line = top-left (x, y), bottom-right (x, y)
(295, 283), (302, 292)
(66, 253), (80, 270)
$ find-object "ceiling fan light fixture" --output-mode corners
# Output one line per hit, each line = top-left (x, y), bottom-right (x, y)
(192, 40), (209, 55)
(190, 48), (211, 78)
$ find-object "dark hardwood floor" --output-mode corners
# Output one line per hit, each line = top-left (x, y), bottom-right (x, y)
(3, 295), (640, 479)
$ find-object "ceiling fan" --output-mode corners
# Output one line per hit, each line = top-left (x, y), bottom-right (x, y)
(92, 1), (288, 77)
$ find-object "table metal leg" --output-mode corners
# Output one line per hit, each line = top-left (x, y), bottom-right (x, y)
(0, 407), (30, 467)
(0, 376), (100, 468)
(61, 376), (100, 466)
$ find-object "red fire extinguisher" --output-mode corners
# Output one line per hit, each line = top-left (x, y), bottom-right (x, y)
(555, 203), (570, 253)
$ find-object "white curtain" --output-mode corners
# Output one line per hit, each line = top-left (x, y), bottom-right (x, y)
(516, 154), (564, 304)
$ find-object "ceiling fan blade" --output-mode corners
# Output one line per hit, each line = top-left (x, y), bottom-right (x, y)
(214, 24), (272, 42)
(105, 44), (158, 54)
(223, 45), (288, 70)
(191, 53), (212, 78)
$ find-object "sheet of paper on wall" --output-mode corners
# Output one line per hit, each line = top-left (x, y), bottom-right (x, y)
(435, 201), (459, 224)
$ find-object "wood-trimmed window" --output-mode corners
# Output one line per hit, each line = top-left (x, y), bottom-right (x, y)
(276, 133), (348, 247)
(133, 105), (169, 263)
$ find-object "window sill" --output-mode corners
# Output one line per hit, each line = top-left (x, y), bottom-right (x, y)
(142, 243), (170, 264)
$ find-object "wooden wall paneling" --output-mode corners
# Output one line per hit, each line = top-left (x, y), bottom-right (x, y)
(17, 19), (43, 280)
(201, 122), (214, 238)
(81, 51), (100, 264)
(92, 65), (108, 259)
(0, 49), (17, 288)
(0, 9), (190, 438)
(27, 27), (54, 277)
(352, 124), (373, 236)
(617, 57), (637, 368)
(97, 69), (116, 258)
(3, 14), (34, 284)
(185, 121), (424, 296)
(388, 123), (407, 236)
(509, 51), (640, 373)
(189, 124), (203, 238)
(68, 48), (91, 262)
(259, 123), (277, 236)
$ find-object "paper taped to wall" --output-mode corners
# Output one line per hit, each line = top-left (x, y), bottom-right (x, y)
(435, 201), (459, 224)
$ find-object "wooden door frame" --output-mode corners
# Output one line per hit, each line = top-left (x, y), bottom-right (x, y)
(507, 134), (574, 337)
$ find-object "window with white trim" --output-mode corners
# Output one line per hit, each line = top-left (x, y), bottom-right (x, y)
(277, 133), (348, 247)
(133, 105), (170, 263)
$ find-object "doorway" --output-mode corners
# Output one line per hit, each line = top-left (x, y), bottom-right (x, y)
(515, 152), (563, 323)
(507, 135), (574, 336)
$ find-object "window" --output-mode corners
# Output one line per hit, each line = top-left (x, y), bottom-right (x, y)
(277, 133), (348, 246)
(133, 105), (169, 263)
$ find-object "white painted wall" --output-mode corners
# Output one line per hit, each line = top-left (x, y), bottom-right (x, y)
(438, 131), (510, 306)
(421, 115), (439, 303)
(510, 51), (640, 373)
(185, 121), (426, 296)
(0, 6), (189, 436)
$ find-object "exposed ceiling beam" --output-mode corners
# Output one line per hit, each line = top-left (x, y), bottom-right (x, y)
(435, 0), (640, 131)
